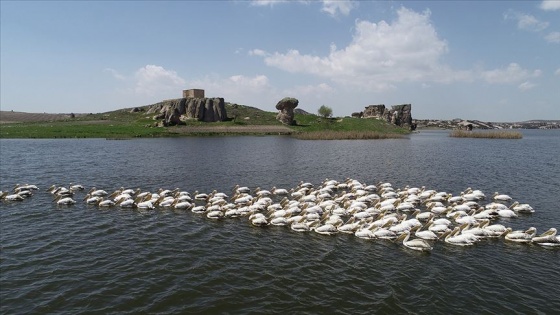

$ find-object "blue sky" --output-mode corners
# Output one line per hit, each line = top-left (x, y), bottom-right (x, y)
(1, 0), (559, 121)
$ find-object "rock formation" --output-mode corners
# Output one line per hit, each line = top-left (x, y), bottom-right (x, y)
(361, 104), (413, 128)
(275, 97), (299, 125)
(146, 97), (227, 126)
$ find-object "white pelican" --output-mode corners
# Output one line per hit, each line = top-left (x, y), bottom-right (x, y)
(442, 228), (476, 246)
(207, 210), (224, 220)
(503, 227), (536, 243)
(497, 208), (518, 218)
(509, 201), (535, 213)
(174, 201), (193, 210)
(54, 195), (76, 205)
(14, 184), (39, 193)
(314, 223), (339, 235)
(191, 205), (206, 214)
(249, 213), (268, 226)
(89, 188), (108, 197)
(532, 228), (559, 246)
(97, 198), (116, 207)
(355, 226), (376, 239)
(395, 232), (433, 252)
(413, 223), (438, 240)
(233, 185), (251, 194)
(270, 216), (288, 226)
(85, 195), (103, 204)
(1, 192), (24, 201)
(117, 198), (136, 208)
(493, 192), (512, 202)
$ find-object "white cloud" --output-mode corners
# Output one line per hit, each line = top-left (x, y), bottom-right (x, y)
(540, 0), (560, 11)
(321, 0), (357, 17)
(249, 49), (267, 57)
(257, 7), (470, 91)
(249, 0), (288, 7)
(250, 0), (356, 17)
(504, 10), (549, 32)
(518, 81), (537, 91)
(555, 68), (560, 76)
(544, 31), (560, 43)
(189, 74), (278, 106)
(104, 68), (126, 81)
(480, 63), (541, 84)
(134, 65), (186, 97)
(283, 83), (334, 98)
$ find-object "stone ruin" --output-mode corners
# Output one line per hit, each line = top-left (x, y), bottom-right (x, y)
(146, 97), (227, 126)
(356, 104), (413, 129)
(275, 97), (299, 125)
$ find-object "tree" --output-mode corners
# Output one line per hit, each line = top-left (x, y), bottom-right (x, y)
(318, 105), (333, 118)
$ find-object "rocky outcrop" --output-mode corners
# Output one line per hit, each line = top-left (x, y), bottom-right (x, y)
(146, 97), (227, 126)
(275, 97), (299, 125)
(361, 104), (413, 128)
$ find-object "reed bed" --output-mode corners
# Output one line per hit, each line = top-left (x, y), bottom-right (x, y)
(293, 130), (405, 140)
(450, 130), (523, 139)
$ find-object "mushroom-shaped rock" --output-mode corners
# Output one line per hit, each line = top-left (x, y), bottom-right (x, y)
(275, 97), (299, 125)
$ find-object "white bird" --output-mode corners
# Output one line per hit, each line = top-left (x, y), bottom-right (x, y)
(509, 201), (535, 213)
(532, 228), (559, 246)
(1, 192), (24, 201)
(54, 195), (76, 205)
(503, 227), (536, 243)
(442, 228), (477, 246)
(314, 223), (339, 235)
(395, 231), (433, 252)
(493, 192), (512, 202)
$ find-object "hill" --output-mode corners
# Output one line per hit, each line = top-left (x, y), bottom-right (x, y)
(0, 103), (409, 139)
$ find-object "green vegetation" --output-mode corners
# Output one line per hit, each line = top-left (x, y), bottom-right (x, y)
(317, 105), (333, 118)
(0, 103), (410, 139)
(449, 130), (523, 139)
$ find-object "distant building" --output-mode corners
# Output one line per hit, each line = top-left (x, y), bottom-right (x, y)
(183, 89), (205, 98)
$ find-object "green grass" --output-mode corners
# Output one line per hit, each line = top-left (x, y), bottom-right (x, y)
(0, 104), (410, 139)
(449, 130), (523, 139)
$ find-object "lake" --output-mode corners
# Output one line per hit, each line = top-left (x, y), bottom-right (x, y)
(1, 130), (559, 314)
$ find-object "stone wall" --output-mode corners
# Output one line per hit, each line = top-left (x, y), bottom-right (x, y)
(146, 97), (227, 126)
(361, 104), (413, 128)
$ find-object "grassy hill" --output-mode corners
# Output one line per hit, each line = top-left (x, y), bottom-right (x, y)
(0, 103), (410, 139)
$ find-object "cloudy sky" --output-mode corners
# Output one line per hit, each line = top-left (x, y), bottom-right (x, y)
(1, 1), (559, 121)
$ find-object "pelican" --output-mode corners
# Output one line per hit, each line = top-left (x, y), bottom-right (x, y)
(97, 198), (116, 207)
(233, 185), (251, 194)
(54, 195), (76, 205)
(85, 195), (103, 204)
(442, 228), (476, 246)
(413, 223), (438, 240)
(89, 188), (108, 197)
(191, 205), (206, 214)
(503, 227), (536, 243)
(69, 184), (85, 191)
(493, 192), (512, 202)
(314, 223), (339, 235)
(249, 213), (268, 226)
(207, 210), (225, 220)
(174, 201), (193, 210)
(355, 226), (376, 239)
(509, 201), (535, 213)
(1, 192), (24, 201)
(14, 184), (39, 193)
(395, 231), (433, 252)
(532, 228), (559, 246)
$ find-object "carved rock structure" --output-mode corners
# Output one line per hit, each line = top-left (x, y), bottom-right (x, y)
(361, 104), (413, 128)
(275, 97), (299, 125)
(146, 97), (227, 126)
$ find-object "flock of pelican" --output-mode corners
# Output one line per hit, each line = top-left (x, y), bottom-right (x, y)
(2, 179), (559, 251)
